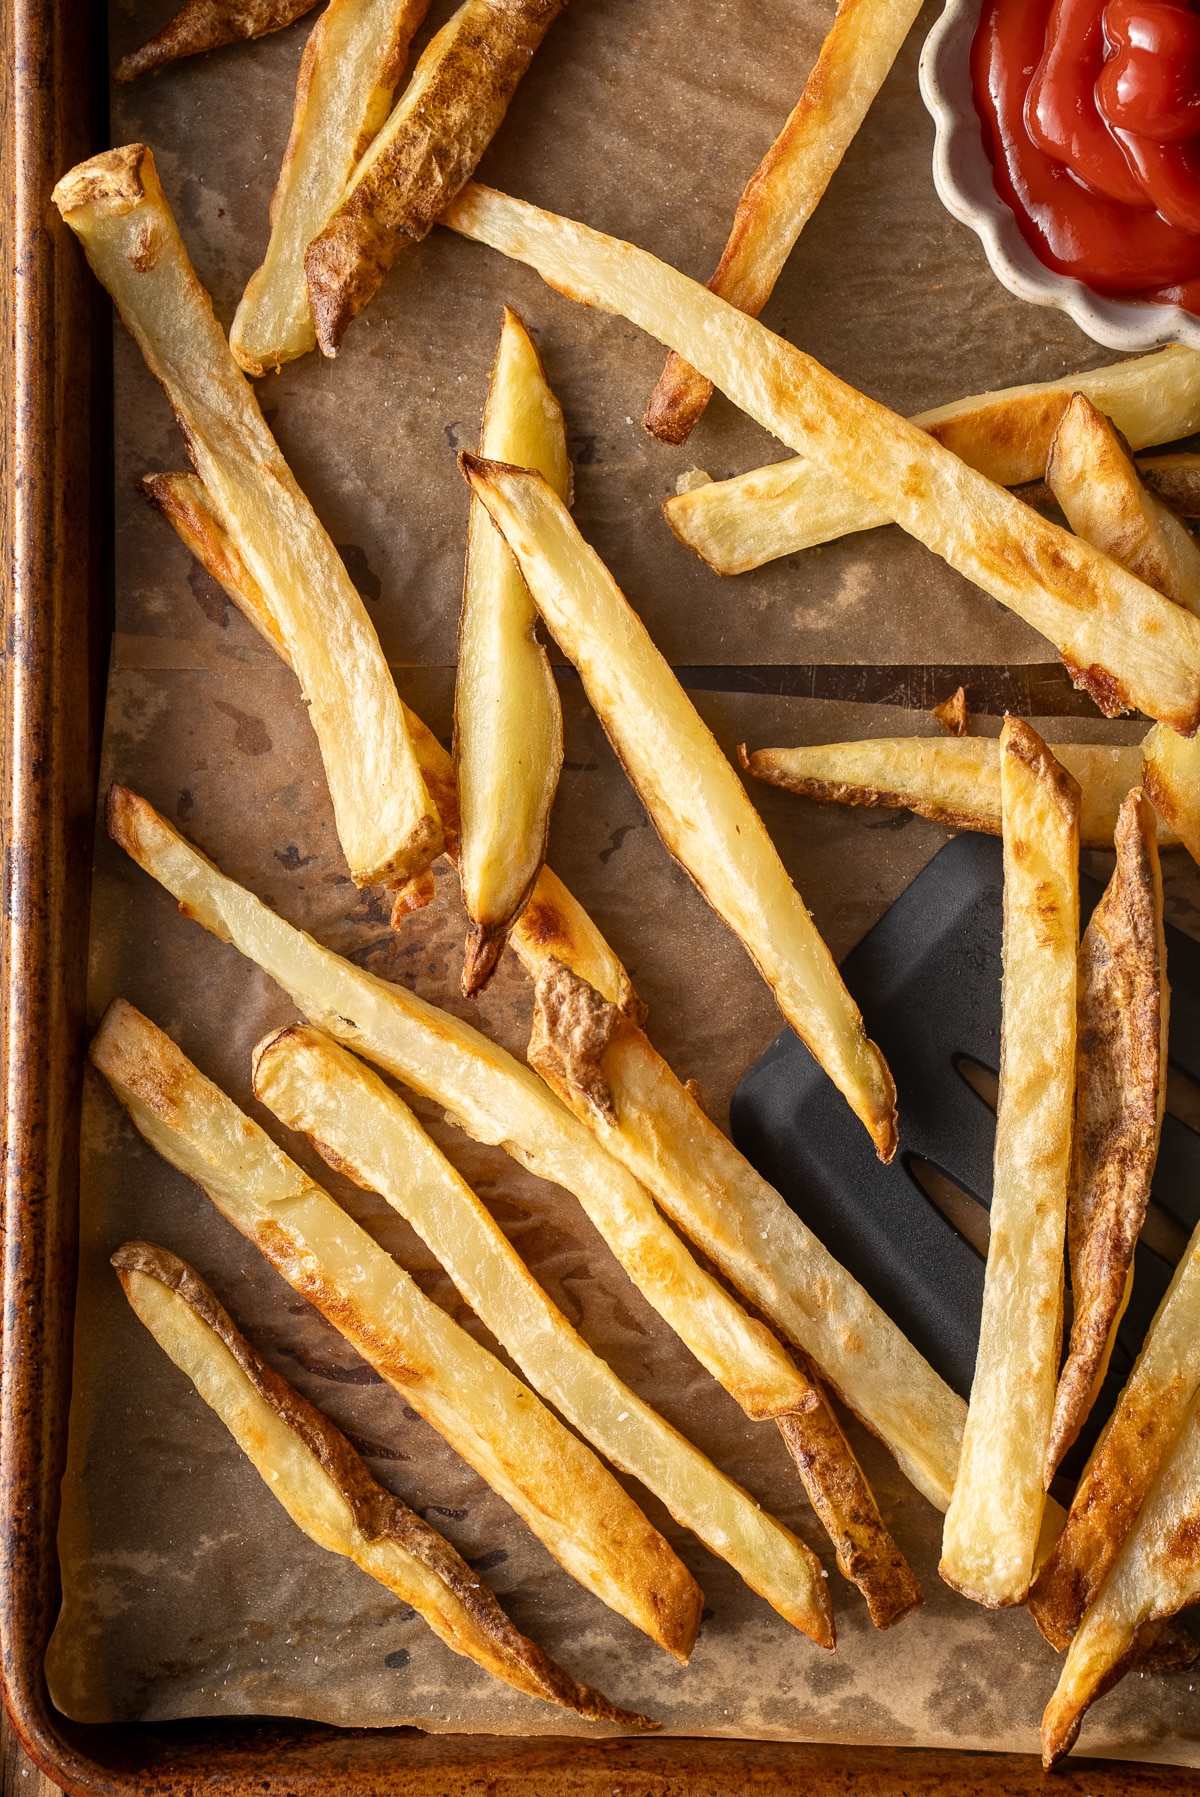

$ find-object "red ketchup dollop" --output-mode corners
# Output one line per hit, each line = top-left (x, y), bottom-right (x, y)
(972, 0), (1200, 313)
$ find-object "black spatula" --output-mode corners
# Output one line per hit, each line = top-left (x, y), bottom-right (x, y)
(731, 832), (1200, 1481)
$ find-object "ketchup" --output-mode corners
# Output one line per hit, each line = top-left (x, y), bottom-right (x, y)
(972, 0), (1200, 312)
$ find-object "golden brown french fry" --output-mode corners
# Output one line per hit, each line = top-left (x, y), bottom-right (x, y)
(230, 0), (433, 373)
(662, 348), (1200, 572)
(305, 0), (564, 355)
(90, 1000), (702, 1659)
(1047, 394), (1200, 618)
(1041, 1390), (1200, 1767)
(458, 454), (898, 1161)
(107, 1240), (656, 1725)
(253, 1023), (836, 1644)
(443, 188), (1200, 731)
(114, 0), (319, 81)
(456, 309), (569, 996)
(1142, 722), (1200, 866)
(121, 495), (967, 1511)
(105, 787), (815, 1428)
(1029, 1213), (1200, 1649)
(1044, 791), (1168, 1484)
(643, 0), (924, 443)
(939, 721), (1079, 1608)
(741, 735), (1174, 849)
(54, 147), (443, 889)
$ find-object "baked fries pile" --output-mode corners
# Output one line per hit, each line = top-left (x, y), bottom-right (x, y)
(49, 0), (1200, 1758)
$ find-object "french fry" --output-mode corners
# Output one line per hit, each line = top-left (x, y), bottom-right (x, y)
(643, 0), (924, 443)
(128, 498), (968, 1512)
(458, 454), (898, 1161)
(939, 720), (1079, 1608)
(253, 1023), (837, 1644)
(114, 0), (319, 81)
(105, 787), (816, 1428)
(1044, 791), (1168, 1484)
(230, 0), (433, 374)
(90, 1000), (702, 1659)
(661, 347), (1200, 573)
(456, 309), (569, 996)
(741, 735), (1175, 848)
(1041, 1390), (1200, 1768)
(304, 0), (564, 356)
(1046, 394), (1200, 619)
(1029, 1215), (1200, 1649)
(108, 1240), (656, 1725)
(54, 147), (443, 889)
(1142, 721), (1200, 866)
(442, 186), (1200, 731)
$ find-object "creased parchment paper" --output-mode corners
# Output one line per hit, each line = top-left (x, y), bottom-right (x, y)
(49, 0), (1200, 1762)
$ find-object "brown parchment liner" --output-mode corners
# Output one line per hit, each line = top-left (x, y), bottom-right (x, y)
(51, 0), (1200, 1763)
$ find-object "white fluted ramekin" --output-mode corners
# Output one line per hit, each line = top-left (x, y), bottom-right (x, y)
(918, 0), (1200, 352)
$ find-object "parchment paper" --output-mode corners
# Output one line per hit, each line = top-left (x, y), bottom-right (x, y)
(49, 0), (1200, 1764)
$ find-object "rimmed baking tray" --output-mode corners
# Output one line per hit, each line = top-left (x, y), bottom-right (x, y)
(3, 0), (1200, 1788)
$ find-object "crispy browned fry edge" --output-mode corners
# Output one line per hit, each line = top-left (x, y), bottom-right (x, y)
(115, 0), (320, 80)
(777, 1403), (922, 1631)
(1044, 791), (1168, 1484)
(644, 0), (923, 443)
(740, 743), (998, 835)
(305, 0), (565, 354)
(112, 1240), (655, 1727)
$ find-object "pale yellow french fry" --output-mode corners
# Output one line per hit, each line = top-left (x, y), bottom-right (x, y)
(230, 0), (433, 374)
(1041, 1390), (1200, 1768)
(305, 0), (565, 355)
(940, 721), (1079, 1607)
(742, 735), (1175, 848)
(1044, 792), (1168, 1484)
(105, 787), (814, 1427)
(443, 186), (1200, 732)
(53, 146), (442, 888)
(456, 309), (569, 996)
(644, 0), (924, 443)
(104, 1241), (656, 1727)
(89, 1000), (701, 1659)
(1142, 722), (1200, 866)
(128, 493), (966, 1512)
(253, 1023), (836, 1645)
(1047, 393), (1200, 619)
(662, 346), (1200, 572)
(1029, 1214), (1200, 1649)
(459, 454), (898, 1162)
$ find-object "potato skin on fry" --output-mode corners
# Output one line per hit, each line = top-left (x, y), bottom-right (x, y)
(114, 0), (319, 81)
(1041, 1393), (1200, 1767)
(1044, 791), (1168, 1485)
(107, 1241), (656, 1727)
(231, 0), (434, 373)
(305, 0), (565, 355)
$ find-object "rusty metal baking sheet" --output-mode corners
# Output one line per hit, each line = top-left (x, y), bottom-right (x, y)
(50, 0), (1200, 1763)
